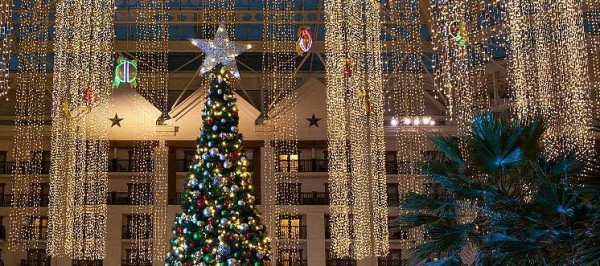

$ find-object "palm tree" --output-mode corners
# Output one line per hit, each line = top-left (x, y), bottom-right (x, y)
(394, 112), (600, 265)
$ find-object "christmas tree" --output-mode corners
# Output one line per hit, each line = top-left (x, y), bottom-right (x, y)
(164, 66), (271, 266)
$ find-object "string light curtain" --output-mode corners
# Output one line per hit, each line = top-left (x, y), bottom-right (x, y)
(386, 0), (427, 250)
(429, 0), (498, 132)
(8, 0), (49, 252)
(261, 0), (299, 263)
(130, 0), (169, 262)
(324, 0), (389, 260)
(507, 0), (594, 157)
(48, 0), (114, 260)
(0, 0), (10, 99)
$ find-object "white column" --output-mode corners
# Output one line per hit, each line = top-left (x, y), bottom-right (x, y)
(306, 213), (326, 266)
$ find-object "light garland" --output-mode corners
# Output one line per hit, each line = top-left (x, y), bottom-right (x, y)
(130, 0), (170, 262)
(324, 0), (389, 260)
(507, 0), (593, 158)
(387, 0), (427, 250)
(261, 0), (300, 263)
(0, 0), (10, 99)
(8, 0), (49, 252)
(429, 0), (501, 133)
(48, 0), (114, 260)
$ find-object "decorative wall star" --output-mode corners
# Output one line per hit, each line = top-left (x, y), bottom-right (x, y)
(189, 22), (252, 79)
(109, 113), (123, 127)
(306, 113), (321, 128)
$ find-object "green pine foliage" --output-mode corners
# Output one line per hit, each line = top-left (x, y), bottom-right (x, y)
(395, 112), (600, 266)
(164, 67), (271, 266)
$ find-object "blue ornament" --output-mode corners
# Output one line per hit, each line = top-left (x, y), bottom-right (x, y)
(203, 208), (213, 217)
(212, 177), (222, 187)
(210, 148), (219, 156)
(220, 218), (227, 225)
(230, 126), (237, 132)
(221, 118), (226, 123)
(218, 89), (223, 95)
(202, 153), (210, 160)
(217, 244), (231, 256)
(231, 185), (239, 193)
(212, 125), (218, 131)
(208, 141), (214, 147)
(223, 161), (232, 169)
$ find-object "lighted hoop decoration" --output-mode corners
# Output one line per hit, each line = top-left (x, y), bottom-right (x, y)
(295, 26), (313, 55)
(448, 20), (470, 47)
(112, 56), (138, 88)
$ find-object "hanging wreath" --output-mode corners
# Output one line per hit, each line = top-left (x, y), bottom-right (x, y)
(448, 20), (470, 47)
(295, 26), (313, 55)
(112, 56), (138, 88)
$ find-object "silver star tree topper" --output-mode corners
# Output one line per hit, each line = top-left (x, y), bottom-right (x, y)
(189, 22), (252, 79)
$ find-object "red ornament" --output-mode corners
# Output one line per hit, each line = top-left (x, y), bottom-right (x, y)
(228, 235), (236, 241)
(207, 118), (213, 125)
(196, 200), (205, 209)
(84, 88), (93, 106)
(343, 64), (353, 78)
(204, 245), (212, 252)
(183, 262), (192, 266)
(189, 242), (196, 248)
(176, 227), (184, 234)
(229, 152), (238, 160)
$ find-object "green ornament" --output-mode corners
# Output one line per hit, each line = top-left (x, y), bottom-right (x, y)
(254, 262), (261, 266)
(203, 254), (214, 263)
(193, 232), (201, 241)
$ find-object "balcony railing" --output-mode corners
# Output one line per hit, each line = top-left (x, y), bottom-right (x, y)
(176, 159), (254, 172)
(299, 192), (329, 205)
(0, 194), (49, 207)
(326, 259), (357, 266)
(122, 225), (152, 239)
(121, 260), (151, 266)
(108, 159), (153, 172)
(20, 260), (50, 266)
(276, 260), (307, 266)
(378, 259), (406, 266)
(298, 159), (328, 172)
(276, 225), (307, 239)
(388, 193), (400, 207)
(0, 161), (50, 175)
(72, 260), (102, 266)
(106, 192), (153, 205)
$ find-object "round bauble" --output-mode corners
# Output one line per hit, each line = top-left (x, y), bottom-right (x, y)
(218, 89), (223, 95)
(219, 154), (226, 160)
(220, 218), (227, 225)
(231, 185), (239, 193)
(223, 161), (232, 169)
(203, 254), (214, 263)
(210, 148), (219, 156)
(230, 126), (237, 132)
(217, 244), (231, 256)
(212, 125), (219, 131)
(208, 141), (214, 147)
(202, 208), (213, 217)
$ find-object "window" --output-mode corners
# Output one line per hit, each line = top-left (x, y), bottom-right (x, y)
(277, 249), (304, 266)
(26, 249), (50, 265)
(379, 249), (403, 265)
(26, 216), (48, 240)
(387, 183), (400, 206)
(278, 154), (299, 172)
(0, 151), (6, 162)
(278, 215), (304, 239)
(124, 215), (152, 239)
(388, 216), (408, 240)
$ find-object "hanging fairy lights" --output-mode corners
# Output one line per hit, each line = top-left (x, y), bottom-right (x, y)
(386, 0), (428, 250)
(324, 0), (389, 260)
(130, 0), (170, 262)
(0, 0), (10, 99)
(261, 0), (299, 263)
(507, 0), (593, 158)
(8, 0), (49, 252)
(429, 0), (501, 133)
(48, 0), (114, 260)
